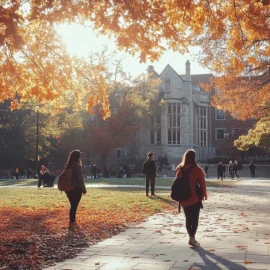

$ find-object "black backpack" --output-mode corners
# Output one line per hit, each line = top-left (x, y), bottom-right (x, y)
(171, 165), (196, 202)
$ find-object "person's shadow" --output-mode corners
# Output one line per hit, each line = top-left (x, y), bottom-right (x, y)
(191, 246), (246, 269)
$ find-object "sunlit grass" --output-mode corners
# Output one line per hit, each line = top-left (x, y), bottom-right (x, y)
(0, 187), (174, 211)
(0, 177), (235, 188)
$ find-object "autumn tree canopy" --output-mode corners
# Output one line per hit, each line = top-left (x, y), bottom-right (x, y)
(1, 0), (269, 145)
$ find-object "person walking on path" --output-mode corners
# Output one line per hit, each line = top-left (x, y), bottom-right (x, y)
(222, 163), (226, 179)
(217, 162), (223, 181)
(234, 160), (240, 179)
(248, 161), (256, 178)
(65, 150), (87, 225)
(228, 160), (235, 179)
(175, 149), (207, 246)
(142, 152), (157, 196)
(204, 165), (208, 178)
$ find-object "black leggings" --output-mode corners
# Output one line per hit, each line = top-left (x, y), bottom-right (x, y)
(183, 202), (201, 238)
(65, 188), (82, 222)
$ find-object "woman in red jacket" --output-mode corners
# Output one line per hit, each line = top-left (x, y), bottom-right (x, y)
(175, 149), (207, 246)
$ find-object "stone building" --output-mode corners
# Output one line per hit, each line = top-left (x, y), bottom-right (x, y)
(138, 61), (215, 164)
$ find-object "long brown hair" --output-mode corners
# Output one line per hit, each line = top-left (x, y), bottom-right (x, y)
(176, 149), (197, 173)
(66, 150), (82, 167)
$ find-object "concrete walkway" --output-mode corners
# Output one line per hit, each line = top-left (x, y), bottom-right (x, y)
(45, 180), (270, 270)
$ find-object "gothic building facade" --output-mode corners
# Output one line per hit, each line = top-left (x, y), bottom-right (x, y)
(138, 61), (216, 163)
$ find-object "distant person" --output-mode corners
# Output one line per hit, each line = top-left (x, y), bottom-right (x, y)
(234, 161), (240, 179)
(175, 149), (207, 246)
(14, 167), (19, 180)
(43, 169), (51, 187)
(217, 162), (223, 181)
(20, 168), (25, 179)
(64, 150), (87, 225)
(248, 161), (256, 178)
(92, 164), (97, 179)
(204, 165), (208, 178)
(222, 164), (226, 179)
(142, 152), (157, 196)
(27, 168), (33, 179)
(228, 161), (234, 179)
(38, 165), (46, 188)
(238, 162), (243, 172)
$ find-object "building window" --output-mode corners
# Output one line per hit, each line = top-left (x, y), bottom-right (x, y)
(157, 131), (161, 144)
(165, 78), (171, 91)
(167, 102), (181, 144)
(116, 149), (121, 158)
(216, 109), (225, 120)
(200, 107), (207, 146)
(150, 130), (155, 144)
(216, 128), (226, 140)
(201, 131), (207, 146)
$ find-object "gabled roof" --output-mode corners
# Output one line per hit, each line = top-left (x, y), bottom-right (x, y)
(191, 74), (214, 86)
(159, 64), (185, 81)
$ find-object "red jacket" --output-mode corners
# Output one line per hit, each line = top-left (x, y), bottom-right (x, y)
(176, 164), (207, 208)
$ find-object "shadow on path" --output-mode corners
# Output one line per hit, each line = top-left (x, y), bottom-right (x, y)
(192, 246), (246, 269)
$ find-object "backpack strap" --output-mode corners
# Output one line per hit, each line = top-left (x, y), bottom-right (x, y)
(181, 164), (196, 175)
(178, 164), (196, 213)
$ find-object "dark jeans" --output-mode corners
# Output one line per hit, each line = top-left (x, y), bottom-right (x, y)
(217, 171), (223, 180)
(183, 202), (201, 238)
(145, 173), (156, 195)
(250, 170), (255, 178)
(66, 188), (82, 222)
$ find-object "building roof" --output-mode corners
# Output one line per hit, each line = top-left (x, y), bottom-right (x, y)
(190, 74), (214, 86)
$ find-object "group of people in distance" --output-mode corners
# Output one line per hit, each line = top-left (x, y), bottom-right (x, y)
(63, 149), (206, 247)
(217, 160), (240, 181)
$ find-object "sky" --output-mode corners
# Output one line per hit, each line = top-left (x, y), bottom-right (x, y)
(56, 23), (210, 77)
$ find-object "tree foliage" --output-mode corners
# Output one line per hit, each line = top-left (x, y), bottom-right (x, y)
(234, 117), (270, 151)
(1, 0), (269, 147)
(89, 101), (140, 164)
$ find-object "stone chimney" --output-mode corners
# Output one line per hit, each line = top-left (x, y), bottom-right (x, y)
(185, 60), (191, 81)
(147, 65), (155, 73)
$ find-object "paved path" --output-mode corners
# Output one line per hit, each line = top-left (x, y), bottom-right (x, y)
(45, 180), (270, 270)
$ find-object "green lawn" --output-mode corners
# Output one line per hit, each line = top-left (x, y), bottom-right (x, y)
(0, 176), (234, 188)
(0, 186), (173, 210)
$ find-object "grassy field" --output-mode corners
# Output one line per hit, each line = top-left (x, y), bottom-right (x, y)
(0, 176), (235, 269)
(0, 176), (235, 188)
(0, 187), (175, 269)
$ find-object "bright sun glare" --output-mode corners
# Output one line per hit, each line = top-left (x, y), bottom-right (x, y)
(56, 23), (210, 77)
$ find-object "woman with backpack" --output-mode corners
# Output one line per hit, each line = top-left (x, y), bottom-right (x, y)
(65, 150), (87, 225)
(175, 149), (207, 246)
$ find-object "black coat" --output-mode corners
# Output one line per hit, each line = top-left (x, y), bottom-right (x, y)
(142, 159), (156, 174)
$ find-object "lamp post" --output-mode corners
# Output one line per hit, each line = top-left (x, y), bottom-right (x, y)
(35, 106), (39, 177)
(224, 131), (229, 159)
